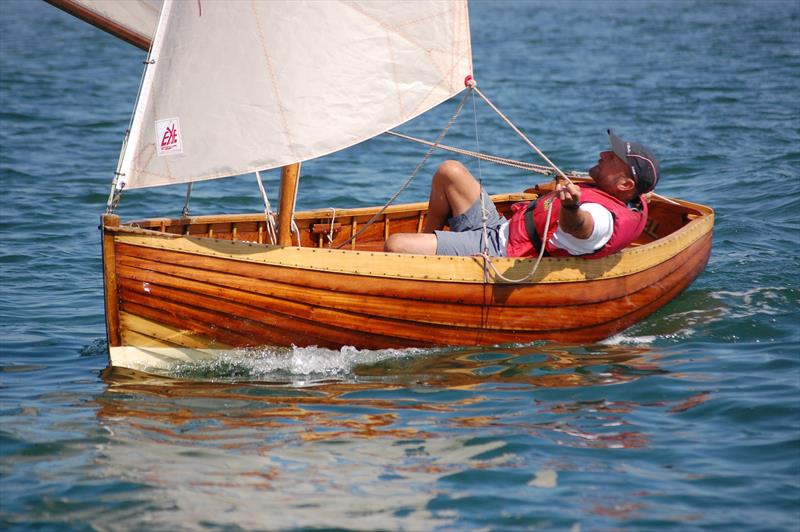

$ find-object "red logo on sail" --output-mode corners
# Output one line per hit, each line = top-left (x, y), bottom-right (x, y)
(156, 117), (183, 156)
(161, 124), (178, 149)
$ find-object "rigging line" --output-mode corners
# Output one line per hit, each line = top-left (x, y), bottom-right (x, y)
(471, 85), (484, 185)
(181, 182), (193, 217)
(651, 192), (681, 205)
(459, 88), (674, 206)
(109, 0), (174, 213)
(106, 63), (148, 213)
(470, 88), (677, 210)
(471, 86), (491, 281)
(462, 80), (554, 284)
(464, 86), (668, 283)
(472, 85), (573, 185)
(256, 171), (277, 245)
(335, 87), (473, 250)
(475, 198), (554, 284)
(467, 83), (562, 283)
(384, 131), (561, 175)
(327, 207), (336, 247)
(390, 116), (668, 206)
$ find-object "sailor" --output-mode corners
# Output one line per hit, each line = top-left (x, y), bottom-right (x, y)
(384, 130), (660, 258)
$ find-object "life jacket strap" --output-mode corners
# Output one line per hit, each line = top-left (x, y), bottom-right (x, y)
(524, 199), (549, 257)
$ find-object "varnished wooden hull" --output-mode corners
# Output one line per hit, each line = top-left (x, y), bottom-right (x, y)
(101, 190), (714, 371)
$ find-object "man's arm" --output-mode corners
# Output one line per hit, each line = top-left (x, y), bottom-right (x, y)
(556, 183), (594, 239)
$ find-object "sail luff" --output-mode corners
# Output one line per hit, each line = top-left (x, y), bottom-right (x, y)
(116, 0), (173, 192)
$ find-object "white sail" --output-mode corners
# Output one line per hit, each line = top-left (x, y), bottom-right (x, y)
(47, 0), (160, 50)
(117, 0), (472, 190)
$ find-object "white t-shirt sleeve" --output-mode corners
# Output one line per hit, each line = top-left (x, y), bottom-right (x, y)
(549, 203), (614, 255)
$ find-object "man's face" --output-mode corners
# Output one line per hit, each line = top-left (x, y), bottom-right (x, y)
(589, 150), (632, 196)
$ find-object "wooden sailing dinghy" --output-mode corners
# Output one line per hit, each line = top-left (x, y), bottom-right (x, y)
(49, 0), (713, 371)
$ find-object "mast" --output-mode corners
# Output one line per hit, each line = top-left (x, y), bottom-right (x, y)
(277, 163), (300, 246)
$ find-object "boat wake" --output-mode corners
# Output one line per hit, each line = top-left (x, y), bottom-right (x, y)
(604, 286), (797, 345)
(709, 287), (796, 319)
(167, 345), (428, 383)
(601, 333), (660, 346)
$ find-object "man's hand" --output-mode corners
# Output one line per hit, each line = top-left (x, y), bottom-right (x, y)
(556, 182), (582, 209)
(556, 183), (594, 239)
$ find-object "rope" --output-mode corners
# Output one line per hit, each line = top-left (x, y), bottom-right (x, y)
(385, 131), (578, 176)
(181, 182), (193, 217)
(471, 88), (491, 281)
(473, 197), (554, 284)
(472, 85), (574, 186)
(651, 192), (681, 205)
(387, 119), (583, 283)
(460, 79), (552, 283)
(335, 87), (473, 249)
(291, 219), (301, 246)
(470, 86), (677, 283)
(256, 171), (277, 245)
(327, 207), (336, 247)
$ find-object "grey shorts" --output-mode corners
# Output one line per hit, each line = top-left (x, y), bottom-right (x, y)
(435, 188), (508, 256)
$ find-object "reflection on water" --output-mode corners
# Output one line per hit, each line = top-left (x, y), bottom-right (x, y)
(90, 344), (700, 529)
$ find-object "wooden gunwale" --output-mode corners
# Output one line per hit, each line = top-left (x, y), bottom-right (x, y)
(123, 193), (536, 229)
(108, 204), (712, 285)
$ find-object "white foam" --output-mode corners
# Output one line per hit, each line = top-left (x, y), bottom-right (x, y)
(171, 345), (427, 381)
(600, 333), (658, 345)
(709, 287), (791, 318)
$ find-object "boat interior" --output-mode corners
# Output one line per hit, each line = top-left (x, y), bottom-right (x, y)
(120, 180), (711, 254)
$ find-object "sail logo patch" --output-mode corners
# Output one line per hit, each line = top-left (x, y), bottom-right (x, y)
(156, 117), (183, 156)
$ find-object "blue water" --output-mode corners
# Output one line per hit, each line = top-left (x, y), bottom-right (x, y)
(2, 0), (799, 529)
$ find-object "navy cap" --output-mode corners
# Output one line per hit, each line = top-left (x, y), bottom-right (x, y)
(608, 129), (660, 194)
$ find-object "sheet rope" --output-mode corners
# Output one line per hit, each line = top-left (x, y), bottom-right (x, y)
(334, 87), (474, 249)
(255, 170), (278, 245)
(467, 80), (564, 283)
(385, 131), (586, 177)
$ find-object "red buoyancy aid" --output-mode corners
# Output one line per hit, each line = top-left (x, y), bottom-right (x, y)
(506, 185), (648, 258)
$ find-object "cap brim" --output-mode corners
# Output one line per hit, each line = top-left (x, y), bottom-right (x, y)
(607, 129), (629, 164)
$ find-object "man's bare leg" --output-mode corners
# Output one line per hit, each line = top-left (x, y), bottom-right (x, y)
(385, 160), (481, 254)
(423, 160), (482, 232)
